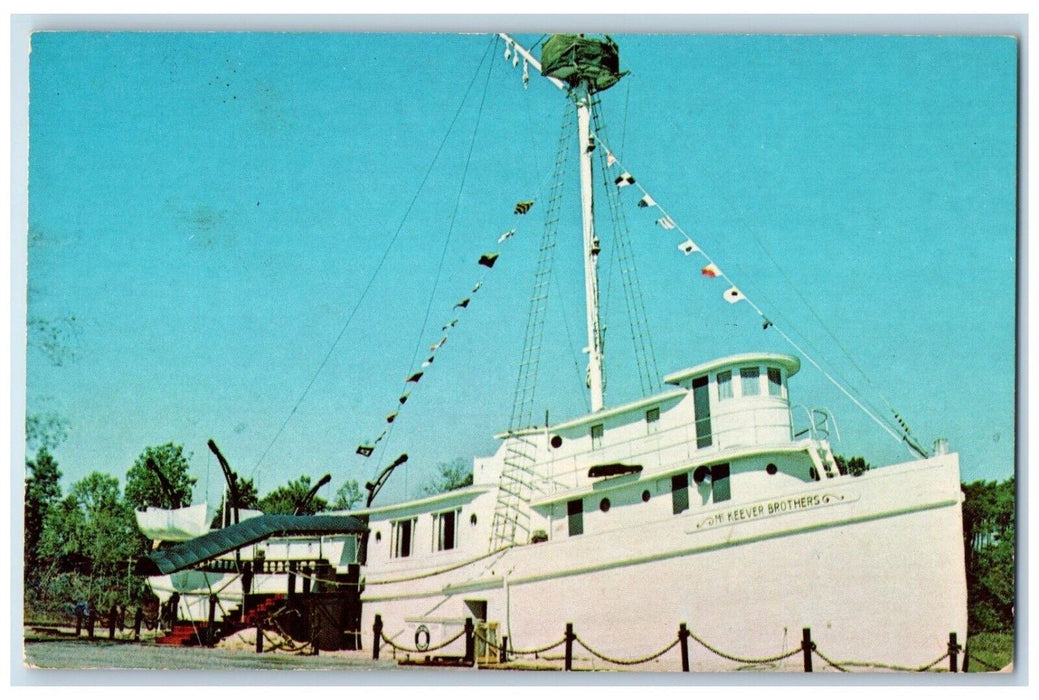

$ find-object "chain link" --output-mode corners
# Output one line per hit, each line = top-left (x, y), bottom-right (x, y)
(574, 635), (679, 666)
(686, 629), (803, 665)
(507, 636), (568, 656)
(814, 648), (950, 673)
(965, 651), (1001, 671)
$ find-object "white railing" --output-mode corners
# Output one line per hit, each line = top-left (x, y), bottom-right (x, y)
(532, 406), (800, 494)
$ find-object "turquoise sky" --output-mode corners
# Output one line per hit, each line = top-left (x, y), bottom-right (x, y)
(24, 32), (1017, 506)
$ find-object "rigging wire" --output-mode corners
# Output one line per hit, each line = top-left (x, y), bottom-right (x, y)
(376, 36), (499, 488)
(591, 97), (660, 397)
(745, 234), (905, 427)
(594, 133), (913, 451)
(249, 36), (497, 481)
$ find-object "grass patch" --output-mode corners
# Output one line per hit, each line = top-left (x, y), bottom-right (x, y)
(964, 632), (1013, 672)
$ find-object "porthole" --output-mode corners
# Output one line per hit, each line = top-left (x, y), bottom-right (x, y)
(641, 490), (651, 502)
(550, 435), (563, 449)
(766, 463), (778, 475)
(470, 513), (478, 526)
(600, 498), (611, 513)
(693, 466), (711, 484)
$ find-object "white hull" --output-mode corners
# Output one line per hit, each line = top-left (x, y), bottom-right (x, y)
(361, 455), (967, 671)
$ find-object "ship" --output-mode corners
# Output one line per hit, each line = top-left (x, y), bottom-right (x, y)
(135, 33), (968, 671)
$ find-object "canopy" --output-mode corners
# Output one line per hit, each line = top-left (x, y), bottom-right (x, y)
(134, 513), (367, 576)
(540, 34), (627, 93)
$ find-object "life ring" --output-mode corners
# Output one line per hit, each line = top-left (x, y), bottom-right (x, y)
(414, 624), (431, 651)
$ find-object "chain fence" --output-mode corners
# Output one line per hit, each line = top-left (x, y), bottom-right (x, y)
(384, 618), (976, 673)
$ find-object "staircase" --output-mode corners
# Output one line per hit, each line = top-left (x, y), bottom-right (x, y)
(155, 621), (209, 646)
(154, 594), (286, 646)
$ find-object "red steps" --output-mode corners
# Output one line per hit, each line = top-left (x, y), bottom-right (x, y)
(155, 594), (286, 646)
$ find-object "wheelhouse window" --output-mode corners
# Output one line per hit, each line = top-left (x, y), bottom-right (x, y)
(711, 464), (731, 503)
(434, 509), (458, 552)
(740, 367), (761, 397)
(591, 423), (604, 449)
(671, 473), (689, 515)
(392, 518), (417, 558)
(767, 367), (783, 397)
(692, 376), (712, 448)
(645, 407), (660, 433)
(567, 499), (584, 536)
(717, 370), (733, 400)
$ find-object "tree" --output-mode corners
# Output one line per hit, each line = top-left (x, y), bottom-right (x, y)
(834, 454), (870, 477)
(125, 443), (196, 510)
(423, 458), (474, 495)
(210, 476), (262, 528)
(962, 478), (1015, 634)
(37, 472), (148, 613)
(25, 447), (63, 575)
(258, 475), (329, 515)
(332, 479), (363, 510)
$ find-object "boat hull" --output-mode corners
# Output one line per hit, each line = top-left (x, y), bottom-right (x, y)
(362, 454), (967, 671)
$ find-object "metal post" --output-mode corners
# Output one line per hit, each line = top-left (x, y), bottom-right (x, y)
(500, 634), (508, 664)
(108, 604), (117, 640)
(802, 627), (813, 672)
(75, 608), (83, 636)
(302, 566), (311, 595)
(287, 566), (296, 599)
(963, 644), (970, 672)
(373, 614), (383, 660)
(207, 594), (218, 647)
(464, 617), (475, 665)
(310, 607), (320, 656)
(949, 632), (960, 673)
(564, 622), (574, 671)
(679, 623), (690, 672)
(133, 606), (143, 642)
(255, 619), (264, 654)
(87, 606), (96, 639)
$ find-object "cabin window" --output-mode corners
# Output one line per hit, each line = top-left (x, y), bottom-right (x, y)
(717, 370), (733, 400)
(567, 499), (584, 536)
(740, 367), (760, 396)
(692, 376), (712, 448)
(671, 473), (689, 515)
(645, 407), (660, 433)
(392, 518), (416, 558)
(591, 423), (604, 449)
(600, 498), (611, 513)
(434, 509), (458, 552)
(768, 367), (783, 397)
(711, 464), (731, 503)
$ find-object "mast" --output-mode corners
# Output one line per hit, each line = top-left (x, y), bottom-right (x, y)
(536, 33), (626, 412)
(576, 87), (605, 411)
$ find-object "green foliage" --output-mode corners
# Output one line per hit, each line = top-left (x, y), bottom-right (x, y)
(332, 479), (363, 510)
(33, 471), (150, 615)
(423, 458), (474, 495)
(25, 447), (63, 575)
(258, 474), (329, 515)
(962, 478), (1015, 635)
(964, 632), (1013, 672)
(210, 476), (262, 528)
(124, 443), (196, 510)
(833, 454), (870, 477)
